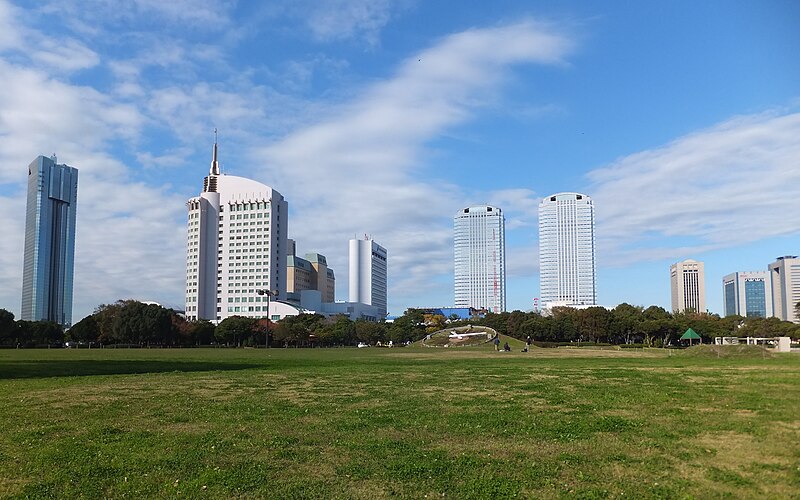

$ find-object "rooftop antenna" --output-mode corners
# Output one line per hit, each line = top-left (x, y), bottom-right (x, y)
(210, 128), (220, 176)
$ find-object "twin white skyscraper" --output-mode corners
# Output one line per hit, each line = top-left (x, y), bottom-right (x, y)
(453, 192), (597, 313)
(538, 192), (597, 309)
(454, 205), (507, 313)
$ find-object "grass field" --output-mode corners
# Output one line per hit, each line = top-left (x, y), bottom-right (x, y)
(1, 344), (799, 498)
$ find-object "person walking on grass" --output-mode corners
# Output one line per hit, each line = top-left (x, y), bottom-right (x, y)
(494, 335), (500, 351)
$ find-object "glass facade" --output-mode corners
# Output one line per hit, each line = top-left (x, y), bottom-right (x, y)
(454, 206), (506, 313)
(21, 156), (78, 327)
(744, 279), (766, 318)
(721, 272), (770, 319)
(723, 281), (737, 317)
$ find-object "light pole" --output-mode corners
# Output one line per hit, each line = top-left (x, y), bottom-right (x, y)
(256, 289), (276, 348)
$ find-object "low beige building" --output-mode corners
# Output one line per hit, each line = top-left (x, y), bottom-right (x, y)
(286, 240), (335, 304)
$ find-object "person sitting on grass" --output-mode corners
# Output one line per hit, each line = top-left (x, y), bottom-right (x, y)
(504, 342), (510, 352)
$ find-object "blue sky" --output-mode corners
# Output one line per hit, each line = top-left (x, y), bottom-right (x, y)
(0, 0), (798, 320)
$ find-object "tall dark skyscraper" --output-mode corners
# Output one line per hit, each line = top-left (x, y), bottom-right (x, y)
(21, 155), (78, 327)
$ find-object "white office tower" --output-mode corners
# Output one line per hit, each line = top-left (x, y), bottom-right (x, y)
(768, 256), (800, 323)
(722, 271), (772, 318)
(185, 140), (288, 322)
(670, 259), (706, 313)
(349, 237), (388, 318)
(538, 193), (596, 308)
(454, 205), (506, 313)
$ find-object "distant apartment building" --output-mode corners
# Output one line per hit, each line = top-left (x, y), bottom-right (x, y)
(538, 193), (596, 308)
(722, 271), (772, 318)
(184, 140), (288, 322)
(670, 259), (706, 313)
(454, 205), (506, 313)
(286, 239), (335, 303)
(768, 256), (800, 323)
(349, 237), (388, 318)
(21, 155), (78, 327)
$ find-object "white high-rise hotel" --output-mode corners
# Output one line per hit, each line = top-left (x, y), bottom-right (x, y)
(538, 193), (596, 308)
(185, 141), (288, 322)
(454, 205), (506, 313)
(349, 237), (388, 319)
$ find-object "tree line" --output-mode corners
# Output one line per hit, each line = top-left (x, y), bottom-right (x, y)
(477, 304), (800, 346)
(1, 300), (798, 348)
(0, 301), (427, 348)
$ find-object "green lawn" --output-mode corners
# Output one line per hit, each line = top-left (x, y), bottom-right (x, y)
(0, 346), (798, 498)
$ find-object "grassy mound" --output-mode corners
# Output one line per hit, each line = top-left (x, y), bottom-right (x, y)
(422, 325), (498, 347)
(678, 344), (774, 359)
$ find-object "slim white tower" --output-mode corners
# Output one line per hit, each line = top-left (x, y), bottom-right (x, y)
(670, 259), (706, 313)
(538, 193), (596, 308)
(348, 237), (387, 318)
(454, 205), (506, 313)
(185, 139), (288, 322)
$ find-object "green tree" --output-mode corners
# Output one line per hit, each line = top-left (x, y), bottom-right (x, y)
(15, 320), (64, 347)
(387, 310), (425, 343)
(355, 319), (385, 344)
(67, 315), (99, 344)
(479, 312), (509, 336)
(550, 307), (578, 342)
(93, 301), (131, 344)
(608, 303), (643, 344)
(519, 313), (549, 342)
(215, 316), (259, 346)
(314, 314), (355, 345)
(0, 308), (16, 346)
(190, 320), (217, 345)
(271, 314), (324, 347)
(111, 302), (172, 345)
(640, 306), (676, 346)
(578, 307), (611, 343)
(505, 310), (529, 339)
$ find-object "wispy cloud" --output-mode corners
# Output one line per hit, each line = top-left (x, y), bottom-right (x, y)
(0, 52), (180, 318)
(588, 109), (800, 266)
(258, 20), (574, 307)
(305, 0), (398, 45)
(38, 0), (236, 31)
(485, 188), (540, 230)
(0, 13), (574, 319)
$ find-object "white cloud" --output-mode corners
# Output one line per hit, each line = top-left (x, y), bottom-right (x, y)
(0, 14), (573, 319)
(0, 60), (142, 183)
(30, 38), (100, 72)
(588, 109), (800, 266)
(0, 2), (99, 74)
(305, 0), (396, 45)
(257, 21), (573, 309)
(39, 0), (236, 31)
(484, 188), (540, 230)
(0, 0), (22, 50)
(0, 58), (182, 320)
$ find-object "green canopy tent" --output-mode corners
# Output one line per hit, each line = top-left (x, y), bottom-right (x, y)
(680, 328), (702, 346)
